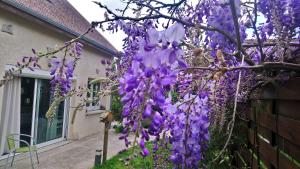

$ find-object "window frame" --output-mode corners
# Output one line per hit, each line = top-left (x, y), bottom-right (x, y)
(86, 79), (103, 112)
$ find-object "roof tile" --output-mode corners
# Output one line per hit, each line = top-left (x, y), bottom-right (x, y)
(10, 0), (116, 52)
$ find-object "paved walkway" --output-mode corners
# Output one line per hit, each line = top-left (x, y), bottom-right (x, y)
(0, 126), (131, 169)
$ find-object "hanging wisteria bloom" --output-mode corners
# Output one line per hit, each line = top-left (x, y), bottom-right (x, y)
(50, 42), (83, 96)
(118, 22), (211, 168)
(164, 92), (210, 169)
(119, 23), (186, 151)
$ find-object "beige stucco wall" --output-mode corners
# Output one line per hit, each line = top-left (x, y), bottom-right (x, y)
(0, 9), (112, 140)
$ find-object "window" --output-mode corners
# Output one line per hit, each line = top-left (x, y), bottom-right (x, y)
(1, 24), (13, 34)
(20, 77), (66, 145)
(86, 79), (105, 112)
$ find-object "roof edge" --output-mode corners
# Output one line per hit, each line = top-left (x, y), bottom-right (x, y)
(2, 0), (117, 57)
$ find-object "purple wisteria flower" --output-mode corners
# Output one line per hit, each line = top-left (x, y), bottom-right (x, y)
(165, 93), (210, 169)
(49, 42), (83, 96)
(118, 23), (188, 158)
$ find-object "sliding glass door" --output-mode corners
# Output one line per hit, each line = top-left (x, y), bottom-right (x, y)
(20, 77), (68, 147)
(34, 79), (65, 144)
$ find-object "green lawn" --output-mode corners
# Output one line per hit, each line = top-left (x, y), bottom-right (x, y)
(93, 130), (238, 169)
(93, 143), (158, 169)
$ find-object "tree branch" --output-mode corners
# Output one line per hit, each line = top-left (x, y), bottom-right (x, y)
(182, 62), (300, 72)
(246, 0), (265, 62)
(92, 1), (255, 65)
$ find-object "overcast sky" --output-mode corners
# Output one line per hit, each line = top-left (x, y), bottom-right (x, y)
(68, 0), (126, 51)
(68, 0), (262, 51)
(67, 0), (195, 51)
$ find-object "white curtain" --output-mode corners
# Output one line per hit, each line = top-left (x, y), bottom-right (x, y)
(0, 77), (21, 155)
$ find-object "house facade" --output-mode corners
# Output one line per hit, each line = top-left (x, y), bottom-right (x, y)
(0, 0), (116, 155)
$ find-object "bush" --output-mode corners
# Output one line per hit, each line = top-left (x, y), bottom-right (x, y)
(111, 87), (122, 122)
(113, 123), (124, 133)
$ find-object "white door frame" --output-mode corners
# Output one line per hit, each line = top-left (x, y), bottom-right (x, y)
(30, 79), (69, 148)
(30, 79), (38, 145)
(37, 98), (69, 148)
(34, 99), (69, 148)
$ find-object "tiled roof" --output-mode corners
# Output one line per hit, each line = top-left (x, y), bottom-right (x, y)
(1, 0), (117, 55)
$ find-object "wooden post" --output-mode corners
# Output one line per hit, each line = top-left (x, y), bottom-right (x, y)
(99, 112), (113, 164)
(103, 122), (109, 162)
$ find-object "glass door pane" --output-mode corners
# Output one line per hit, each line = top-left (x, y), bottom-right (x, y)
(20, 77), (35, 146)
(34, 79), (65, 144)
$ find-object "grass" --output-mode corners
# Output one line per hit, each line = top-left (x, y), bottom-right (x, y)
(93, 129), (240, 169)
(93, 143), (156, 169)
(93, 131), (234, 169)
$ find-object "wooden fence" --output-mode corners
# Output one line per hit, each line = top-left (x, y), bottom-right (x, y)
(234, 78), (300, 169)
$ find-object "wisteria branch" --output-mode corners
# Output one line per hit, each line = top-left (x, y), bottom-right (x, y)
(92, 1), (255, 65)
(246, 0), (265, 63)
(182, 62), (300, 72)
(0, 27), (94, 87)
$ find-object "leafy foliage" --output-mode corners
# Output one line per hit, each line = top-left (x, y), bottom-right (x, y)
(93, 142), (172, 169)
(200, 129), (233, 169)
(113, 123), (124, 133)
(111, 87), (123, 122)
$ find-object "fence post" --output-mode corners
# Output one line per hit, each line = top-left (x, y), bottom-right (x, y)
(100, 112), (113, 164)
(103, 122), (110, 162)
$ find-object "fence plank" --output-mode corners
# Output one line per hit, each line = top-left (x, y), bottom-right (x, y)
(258, 78), (300, 100)
(258, 126), (272, 142)
(249, 129), (299, 169)
(248, 130), (273, 169)
(278, 138), (300, 162)
(240, 148), (259, 169)
(277, 100), (300, 120)
(249, 112), (300, 146)
(236, 78), (300, 169)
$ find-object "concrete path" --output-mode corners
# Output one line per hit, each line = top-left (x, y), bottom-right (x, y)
(0, 126), (131, 169)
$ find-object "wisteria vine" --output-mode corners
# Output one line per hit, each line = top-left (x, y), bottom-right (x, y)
(1, 0), (300, 168)
(95, 0), (300, 168)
